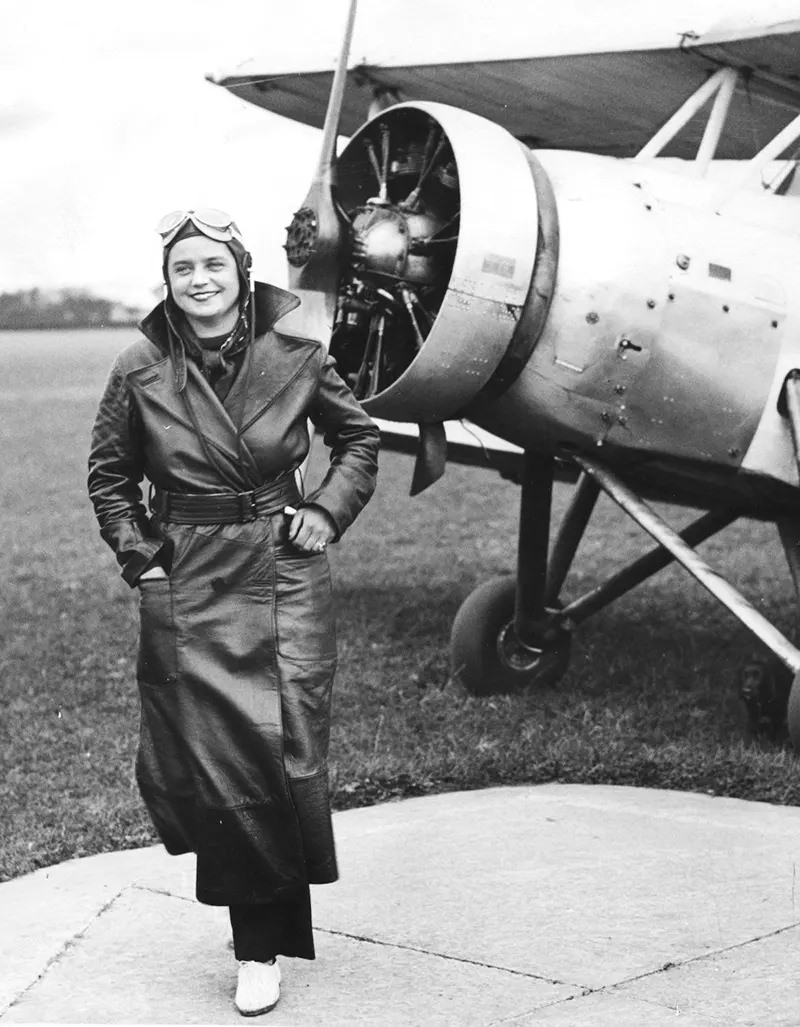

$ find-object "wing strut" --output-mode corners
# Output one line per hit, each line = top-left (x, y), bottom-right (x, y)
(636, 67), (738, 175)
(717, 110), (800, 205)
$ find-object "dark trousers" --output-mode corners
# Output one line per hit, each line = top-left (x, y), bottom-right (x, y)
(229, 887), (315, 961)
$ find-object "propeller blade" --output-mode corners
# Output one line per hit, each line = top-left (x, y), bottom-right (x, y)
(283, 0), (358, 344)
(410, 422), (448, 496)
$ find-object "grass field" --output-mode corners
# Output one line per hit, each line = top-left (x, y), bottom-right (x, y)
(2, 328), (800, 883)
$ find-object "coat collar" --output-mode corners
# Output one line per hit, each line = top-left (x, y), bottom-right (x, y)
(139, 281), (301, 353)
(132, 281), (317, 491)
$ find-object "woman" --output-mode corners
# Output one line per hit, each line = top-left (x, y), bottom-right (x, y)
(88, 209), (379, 1016)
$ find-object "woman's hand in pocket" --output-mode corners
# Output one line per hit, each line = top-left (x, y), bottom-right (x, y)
(287, 506), (336, 554)
(139, 566), (168, 584)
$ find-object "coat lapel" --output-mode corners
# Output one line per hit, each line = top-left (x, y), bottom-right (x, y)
(238, 332), (319, 433)
(128, 359), (251, 483)
(183, 359), (262, 486)
(236, 282), (319, 432)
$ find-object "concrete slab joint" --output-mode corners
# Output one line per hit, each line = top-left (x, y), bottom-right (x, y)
(1, 785), (799, 1025)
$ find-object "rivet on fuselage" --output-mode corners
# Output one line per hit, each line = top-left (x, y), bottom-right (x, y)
(722, 305), (730, 313)
(647, 299), (656, 309)
(586, 311), (599, 324)
(676, 254), (691, 270)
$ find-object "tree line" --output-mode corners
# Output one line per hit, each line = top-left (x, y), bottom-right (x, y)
(0, 289), (144, 330)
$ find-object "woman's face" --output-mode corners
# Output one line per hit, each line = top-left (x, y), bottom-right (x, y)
(167, 236), (241, 335)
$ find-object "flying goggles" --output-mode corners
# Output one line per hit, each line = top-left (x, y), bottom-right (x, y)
(156, 208), (244, 247)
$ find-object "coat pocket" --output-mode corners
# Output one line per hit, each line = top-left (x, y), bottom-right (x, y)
(275, 551), (337, 662)
(137, 579), (178, 686)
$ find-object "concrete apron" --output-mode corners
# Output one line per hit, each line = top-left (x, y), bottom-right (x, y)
(2, 784), (800, 1025)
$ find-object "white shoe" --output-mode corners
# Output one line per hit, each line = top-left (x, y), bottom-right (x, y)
(235, 959), (281, 1016)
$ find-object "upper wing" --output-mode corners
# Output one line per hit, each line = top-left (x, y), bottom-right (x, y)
(210, 4), (800, 159)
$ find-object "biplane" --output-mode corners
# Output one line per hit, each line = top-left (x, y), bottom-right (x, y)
(209, 2), (800, 743)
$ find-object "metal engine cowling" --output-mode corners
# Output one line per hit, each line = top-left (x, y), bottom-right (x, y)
(329, 102), (552, 423)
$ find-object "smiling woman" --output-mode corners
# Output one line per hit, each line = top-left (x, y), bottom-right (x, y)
(86, 208), (380, 1017)
(151, 210), (260, 398)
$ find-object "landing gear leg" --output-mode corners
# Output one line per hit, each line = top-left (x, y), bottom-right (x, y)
(572, 451), (800, 746)
(777, 518), (800, 746)
(451, 453), (571, 695)
(778, 369), (800, 747)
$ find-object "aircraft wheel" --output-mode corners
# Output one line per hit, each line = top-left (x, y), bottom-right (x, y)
(786, 671), (800, 750)
(450, 576), (571, 696)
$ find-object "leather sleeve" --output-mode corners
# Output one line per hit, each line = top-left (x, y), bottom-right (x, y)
(304, 354), (380, 538)
(87, 358), (170, 586)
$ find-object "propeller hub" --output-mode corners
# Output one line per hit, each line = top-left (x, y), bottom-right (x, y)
(285, 206), (318, 267)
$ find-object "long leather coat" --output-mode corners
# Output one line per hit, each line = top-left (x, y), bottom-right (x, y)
(88, 283), (379, 906)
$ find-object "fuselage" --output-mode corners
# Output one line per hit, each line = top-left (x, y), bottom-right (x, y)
(470, 150), (800, 512)
(334, 101), (800, 514)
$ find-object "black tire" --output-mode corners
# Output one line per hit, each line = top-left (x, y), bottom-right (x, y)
(739, 655), (793, 742)
(450, 576), (571, 696)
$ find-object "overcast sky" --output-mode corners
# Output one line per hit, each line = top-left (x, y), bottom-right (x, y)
(4, 0), (793, 307)
(2, 0), (329, 306)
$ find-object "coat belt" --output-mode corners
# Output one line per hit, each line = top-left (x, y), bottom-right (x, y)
(151, 474), (302, 525)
